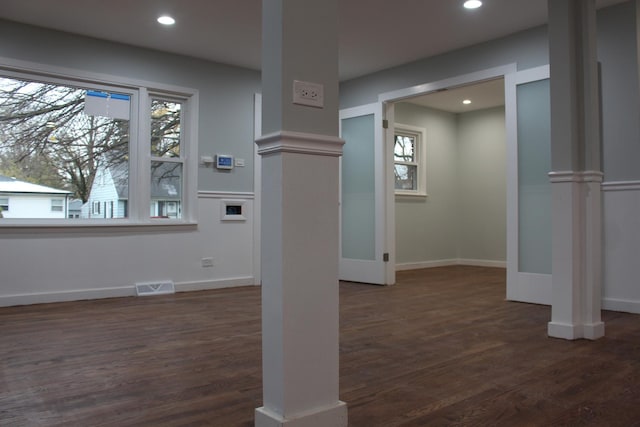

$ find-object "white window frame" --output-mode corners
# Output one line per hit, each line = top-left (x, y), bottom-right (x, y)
(51, 199), (64, 212)
(0, 57), (198, 229)
(394, 123), (427, 197)
(0, 197), (9, 212)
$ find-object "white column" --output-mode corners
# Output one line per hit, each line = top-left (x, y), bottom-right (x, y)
(256, 0), (347, 425)
(547, 0), (604, 340)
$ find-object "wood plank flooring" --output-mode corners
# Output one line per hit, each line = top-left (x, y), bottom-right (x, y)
(2, 266), (640, 426)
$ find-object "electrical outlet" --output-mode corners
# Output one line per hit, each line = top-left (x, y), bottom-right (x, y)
(201, 257), (214, 268)
(293, 80), (324, 108)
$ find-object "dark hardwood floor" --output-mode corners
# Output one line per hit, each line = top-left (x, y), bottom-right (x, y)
(2, 266), (640, 426)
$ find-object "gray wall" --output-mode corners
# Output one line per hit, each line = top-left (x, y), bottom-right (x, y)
(341, 1), (640, 182)
(0, 19), (261, 193)
(597, 2), (640, 181)
(340, 26), (549, 109)
(395, 103), (458, 264)
(457, 107), (506, 262)
(395, 103), (506, 266)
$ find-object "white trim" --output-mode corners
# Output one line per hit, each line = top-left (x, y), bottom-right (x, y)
(0, 276), (256, 307)
(378, 64), (518, 103)
(174, 277), (256, 292)
(549, 170), (604, 183)
(256, 131), (345, 157)
(602, 297), (640, 314)
(458, 259), (507, 268)
(602, 180), (640, 191)
(198, 190), (255, 199)
(253, 93), (262, 286)
(395, 259), (506, 271)
(396, 260), (458, 271)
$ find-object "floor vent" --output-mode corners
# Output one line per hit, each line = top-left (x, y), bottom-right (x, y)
(135, 281), (175, 296)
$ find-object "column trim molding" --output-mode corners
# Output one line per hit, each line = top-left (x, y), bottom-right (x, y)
(256, 130), (345, 157)
(548, 170), (604, 183)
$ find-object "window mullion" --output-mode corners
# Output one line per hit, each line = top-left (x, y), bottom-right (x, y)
(134, 88), (151, 222)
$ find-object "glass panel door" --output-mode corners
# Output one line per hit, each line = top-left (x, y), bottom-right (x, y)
(339, 103), (387, 284)
(505, 66), (553, 304)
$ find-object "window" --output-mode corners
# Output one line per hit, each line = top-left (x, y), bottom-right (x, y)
(394, 124), (427, 196)
(51, 199), (64, 212)
(0, 62), (196, 225)
(150, 99), (183, 220)
(0, 197), (8, 213)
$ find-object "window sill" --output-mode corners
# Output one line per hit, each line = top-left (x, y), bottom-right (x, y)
(395, 192), (428, 199)
(0, 219), (198, 234)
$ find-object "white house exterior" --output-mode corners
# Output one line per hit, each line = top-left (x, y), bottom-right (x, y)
(86, 163), (181, 219)
(0, 175), (72, 219)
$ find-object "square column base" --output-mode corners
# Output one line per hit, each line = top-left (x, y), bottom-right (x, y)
(548, 321), (605, 340)
(255, 401), (347, 427)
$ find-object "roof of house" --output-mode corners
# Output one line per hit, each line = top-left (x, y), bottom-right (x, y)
(0, 175), (72, 195)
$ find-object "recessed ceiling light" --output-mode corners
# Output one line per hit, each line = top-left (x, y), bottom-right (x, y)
(464, 0), (483, 9)
(157, 15), (176, 26)
(463, 99), (472, 105)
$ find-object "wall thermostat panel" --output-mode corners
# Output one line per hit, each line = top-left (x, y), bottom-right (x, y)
(216, 154), (234, 170)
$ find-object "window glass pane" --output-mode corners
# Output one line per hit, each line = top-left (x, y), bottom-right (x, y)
(341, 114), (376, 261)
(394, 164), (417, 191)
(150, 161), (182, 219)
(0, 76), (130, 219)
(151, 99), (181, 158)
(394, 134), (415, 162)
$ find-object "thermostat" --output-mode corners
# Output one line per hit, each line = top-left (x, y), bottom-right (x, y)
(216, 154), (234, 170)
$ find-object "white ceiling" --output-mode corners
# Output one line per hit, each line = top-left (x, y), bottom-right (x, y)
(0, 0), (626, 82)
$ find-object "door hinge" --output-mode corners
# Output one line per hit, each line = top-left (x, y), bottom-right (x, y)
(382, 119), (389, 129)
(383, 253), (389, 262)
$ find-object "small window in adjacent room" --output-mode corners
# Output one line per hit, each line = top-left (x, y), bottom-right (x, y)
(394, 123), (427, 196)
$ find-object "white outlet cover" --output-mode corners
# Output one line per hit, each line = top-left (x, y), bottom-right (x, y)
(293, 80), (324, 108)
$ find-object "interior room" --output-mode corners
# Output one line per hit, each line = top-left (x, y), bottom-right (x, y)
(393, 79), (507, 271)
(1, 0), (640, 425)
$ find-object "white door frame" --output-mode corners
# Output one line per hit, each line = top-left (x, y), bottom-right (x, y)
(377, 63), (518, 288)
(504, 65), (552, 304)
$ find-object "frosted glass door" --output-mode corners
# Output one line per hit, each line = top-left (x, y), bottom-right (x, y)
(339, 104), (387, 284)
(517, 79), (551, 275)
(505, 66), (553, 304)
(342, 114), (376, 261)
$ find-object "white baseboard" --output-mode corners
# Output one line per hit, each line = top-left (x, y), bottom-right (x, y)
(602, 297), (640, 314)
(175, 276), (256, 292)
(395, 259), (458, 271)
(0, 276), (257, 307)
(458, 259), (507, 268)
(396, 258), (506, 271)
(0, 286), (135, 307)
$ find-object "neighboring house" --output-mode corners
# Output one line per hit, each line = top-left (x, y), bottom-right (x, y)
(0, 175), (72, 219)
(86, 162), (181, 219)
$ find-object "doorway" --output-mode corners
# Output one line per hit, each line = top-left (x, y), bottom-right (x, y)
(392, 78), (507, 271)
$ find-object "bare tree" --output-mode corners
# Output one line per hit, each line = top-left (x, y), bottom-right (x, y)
(0, 77), (129, 202)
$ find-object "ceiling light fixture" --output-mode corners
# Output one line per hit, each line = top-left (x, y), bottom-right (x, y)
(464, 0), (483, 9)
(157, 15), (176, 26)
(463, 99), (472, 105)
